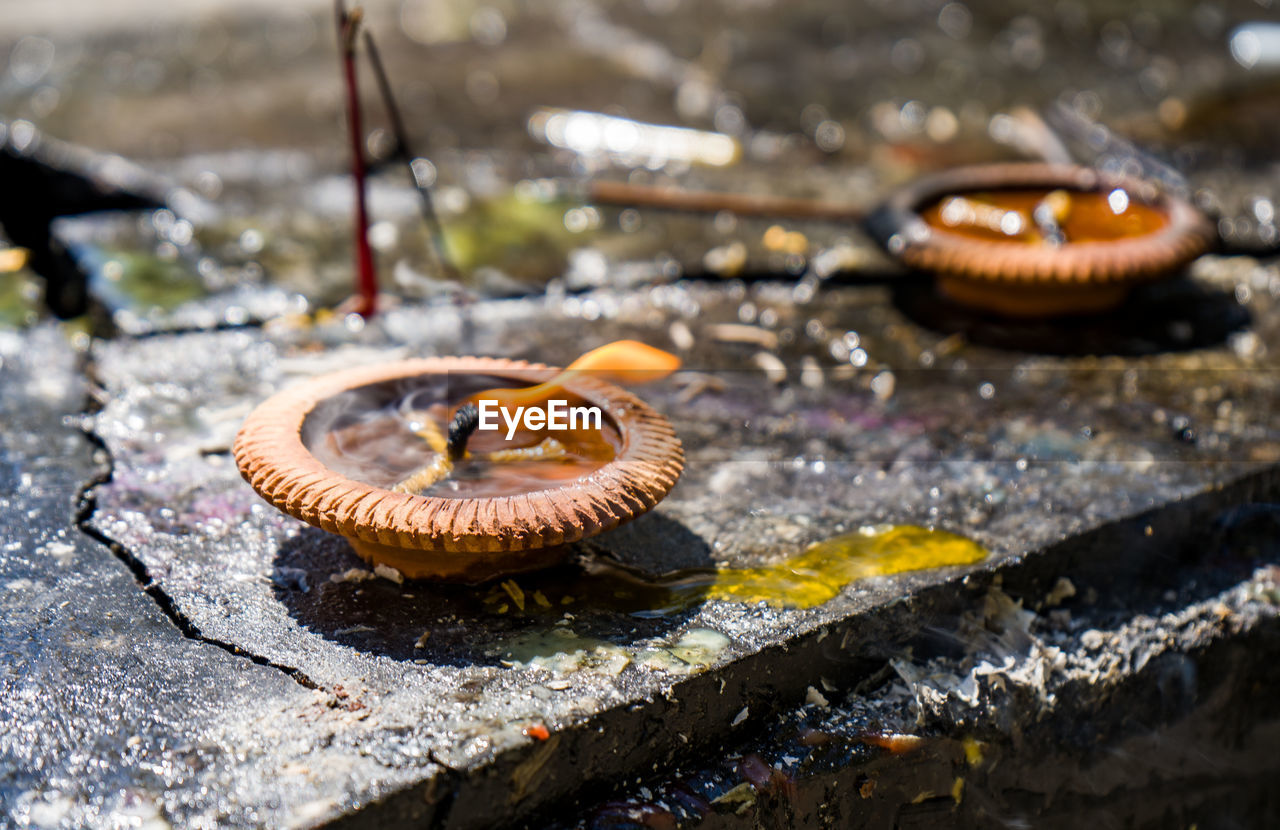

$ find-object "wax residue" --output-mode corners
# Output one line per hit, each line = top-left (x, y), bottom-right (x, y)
(483, 524), (987, 617)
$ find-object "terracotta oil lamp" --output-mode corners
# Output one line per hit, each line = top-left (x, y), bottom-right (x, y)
(234, 343), (683, 582)
(864, 162), (1217, 317)
(587, 161), (1218, 318)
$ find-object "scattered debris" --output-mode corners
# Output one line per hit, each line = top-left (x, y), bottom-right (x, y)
(753, 351), (787, 385)
(668, 321), (695, 351)
(500, 579), (527, 612)
(711, 782), (756, 813)
(1044, 576), (1077, 607)
(703, 241), (748, 277)
(708, 323), (779, 349)
(373, 563), (404, 584)
(329, 568), (374, 584)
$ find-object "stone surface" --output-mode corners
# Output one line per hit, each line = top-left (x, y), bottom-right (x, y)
(0, 327), (449, 828)
(76, 258), (1280, 826)
(2, 0), (1280, 825)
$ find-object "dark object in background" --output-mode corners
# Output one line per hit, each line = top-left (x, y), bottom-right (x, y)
(0, 121), (164, 318)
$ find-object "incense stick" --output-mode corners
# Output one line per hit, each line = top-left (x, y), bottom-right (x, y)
(362, 29), (457, 280)
(336, 0), (378, 316)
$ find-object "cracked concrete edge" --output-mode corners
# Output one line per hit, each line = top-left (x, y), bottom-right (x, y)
(351, 467), (1280, 829)
(551, 532), (1280, 826)
(658, 616), (1280, 828)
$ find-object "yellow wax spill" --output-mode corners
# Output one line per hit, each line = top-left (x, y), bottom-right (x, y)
(701, 524), (987, 609)
(482, 524), (987, 618)
(464, 339), (681, 412)
(481, 527), (983, 680)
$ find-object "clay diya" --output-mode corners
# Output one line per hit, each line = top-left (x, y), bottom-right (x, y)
(865, 162), (1216, 317)
(234, 346), (683, 582)
(587, 162), (1217, 318)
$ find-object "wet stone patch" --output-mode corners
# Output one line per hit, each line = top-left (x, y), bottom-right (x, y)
(80, 270), (1280, 826)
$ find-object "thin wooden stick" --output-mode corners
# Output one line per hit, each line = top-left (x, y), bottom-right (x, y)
(362, 30), (457, 280)
(586, 180), (866, 224)
(336, 0), (378, 316)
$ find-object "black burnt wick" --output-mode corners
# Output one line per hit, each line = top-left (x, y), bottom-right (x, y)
(447, 403), (480, 460)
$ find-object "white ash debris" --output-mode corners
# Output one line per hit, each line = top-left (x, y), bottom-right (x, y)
(1044, 576), (1077, 606)
(889, 586), (1065, 726)
(888, 567), (1280, 732)
(373, 563), (404, 584)
(805, 686), (830, 708)
(329, 568), (374, 583)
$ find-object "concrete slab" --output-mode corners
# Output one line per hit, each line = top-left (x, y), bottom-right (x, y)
(3, 0), (1279, 824)
(81, 260), (1280, 826)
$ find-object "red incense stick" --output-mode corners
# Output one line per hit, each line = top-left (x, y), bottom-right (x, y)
(336, 0), (378, 316)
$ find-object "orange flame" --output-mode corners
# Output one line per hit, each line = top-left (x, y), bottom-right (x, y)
(465, 340), (681, 412)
